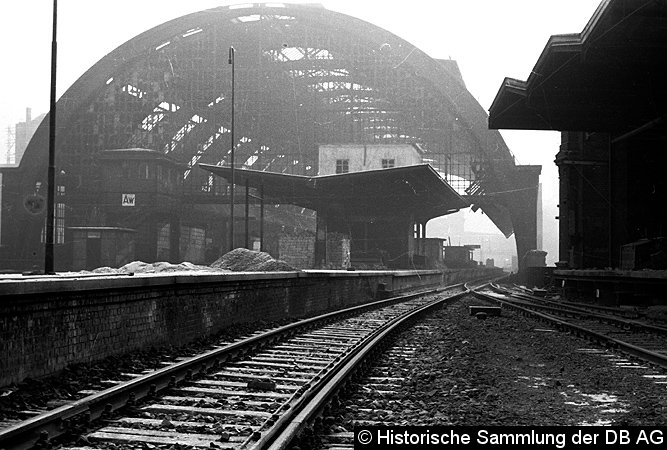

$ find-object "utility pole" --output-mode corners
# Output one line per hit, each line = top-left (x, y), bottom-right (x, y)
(228, 46), (236, 252)
(45, 0), (58, 274)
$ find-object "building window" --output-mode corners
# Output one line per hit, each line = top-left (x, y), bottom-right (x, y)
(382, 158), (395, 169)
(40, 185), (66, 244)
(139, 163), (149, 179)
(55, 202), (65, 244)
(156, 222), (171, 260)
(201, 174), (215, 193)
(179, 225), (206, 262)
(336, 159), (349, 174)
(121, 161), (131, 178)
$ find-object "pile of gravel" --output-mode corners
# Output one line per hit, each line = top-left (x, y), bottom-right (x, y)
(61, 251), (295, 276)
(333, 295), (667, 427)
(211, 248), (296, 272)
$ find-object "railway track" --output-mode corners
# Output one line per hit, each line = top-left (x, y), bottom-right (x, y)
(307, 317), (441, 449)
(306, 286), (667, 445)
(0, 283), (471, 450)
(472, 284), (667, 370)
(507, 284), (643, 319)
(492, 284), (667, 334)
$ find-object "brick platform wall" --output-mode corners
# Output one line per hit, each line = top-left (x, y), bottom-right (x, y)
(0, 268), (500, 386)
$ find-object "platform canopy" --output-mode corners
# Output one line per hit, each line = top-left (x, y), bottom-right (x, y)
(199, 163), (469, 222)
(489, 0), (667, 132)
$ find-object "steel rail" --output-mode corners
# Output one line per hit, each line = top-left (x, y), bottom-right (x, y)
(491, 283), (667, 335)
(257, 288), (470, 450)
(507, 283), (631, 317)
(0, 283), (464, 450)
(472, 286), (667, 371)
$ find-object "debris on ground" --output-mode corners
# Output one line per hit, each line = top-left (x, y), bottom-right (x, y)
(211, 248), (296, 272)
(86, 261), (227, 275)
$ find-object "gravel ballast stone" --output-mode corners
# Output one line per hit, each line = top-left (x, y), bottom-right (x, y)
(333, 295), (667, 428)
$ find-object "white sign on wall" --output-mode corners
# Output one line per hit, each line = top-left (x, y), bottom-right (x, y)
(121, 193), (136, 206)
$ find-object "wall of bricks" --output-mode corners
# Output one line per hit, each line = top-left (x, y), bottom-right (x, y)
(71, 228), (137, 270)
(0, 268), (500, 386)
(278, 232), (316, 268)
(326, 233), (350, 269)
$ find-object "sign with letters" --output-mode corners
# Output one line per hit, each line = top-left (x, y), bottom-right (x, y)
(121, 193), (136, 206)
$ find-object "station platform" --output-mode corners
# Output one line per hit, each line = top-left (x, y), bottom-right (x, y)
(0, 267), (502, 386)
(553, 269), (667, 307)
(0, 268), (483, 295)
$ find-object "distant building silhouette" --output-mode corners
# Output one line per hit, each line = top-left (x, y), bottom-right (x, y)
(7, 108), (45, 164)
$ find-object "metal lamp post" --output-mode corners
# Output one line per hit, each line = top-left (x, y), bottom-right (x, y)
(228, 46), (235, 252)
(45, 0), (58, 274)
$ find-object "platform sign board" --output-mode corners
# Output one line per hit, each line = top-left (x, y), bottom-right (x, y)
(121, 193), (136, 207)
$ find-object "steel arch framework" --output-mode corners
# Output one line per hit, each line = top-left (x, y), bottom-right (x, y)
(2, 3), (531, 270)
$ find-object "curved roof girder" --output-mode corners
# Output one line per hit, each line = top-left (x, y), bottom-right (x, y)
(23, 4), (514, 163)
(14, 3), (520, 237)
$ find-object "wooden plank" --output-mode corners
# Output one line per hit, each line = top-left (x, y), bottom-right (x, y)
(290, 337), (351, 347)
(94, 426), (245, 442)
(141, 403), (272, 418)
(176, 386), (290, 399)
(318, 325), (369, 331)
(161, 395), (278, 409)
(250, 355), (335, 365)
(258, 349), (334, 360)
(273, 344), (341, 352)
(223, 366), (316, 377)
(195, 379), (299, 391)
(301, 333), (357, 341)
(88, 429), (236, 448)
(214, 371), (309, 384)
(310, 329), (365, 336)
(115, 417), (257, 433)
(244, 359), (328, 369)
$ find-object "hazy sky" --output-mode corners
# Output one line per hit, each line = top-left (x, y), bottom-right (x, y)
(0, 0), (602, 263)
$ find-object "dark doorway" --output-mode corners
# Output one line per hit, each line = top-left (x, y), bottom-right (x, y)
(86, 236), (102, 269)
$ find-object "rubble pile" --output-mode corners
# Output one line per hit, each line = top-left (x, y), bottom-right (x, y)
(90, 261), (225, 274)
(211, 248), (296, 272)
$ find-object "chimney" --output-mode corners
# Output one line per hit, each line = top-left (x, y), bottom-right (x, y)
(26, 107), (32, 123)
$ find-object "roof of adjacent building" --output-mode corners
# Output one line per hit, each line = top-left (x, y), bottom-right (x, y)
(199, 163), (469, 221)
(489, 0), (667, 132)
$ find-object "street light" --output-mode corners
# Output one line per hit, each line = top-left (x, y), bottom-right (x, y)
(45, 0), (58, 274)
(228, 46), (235, 252)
